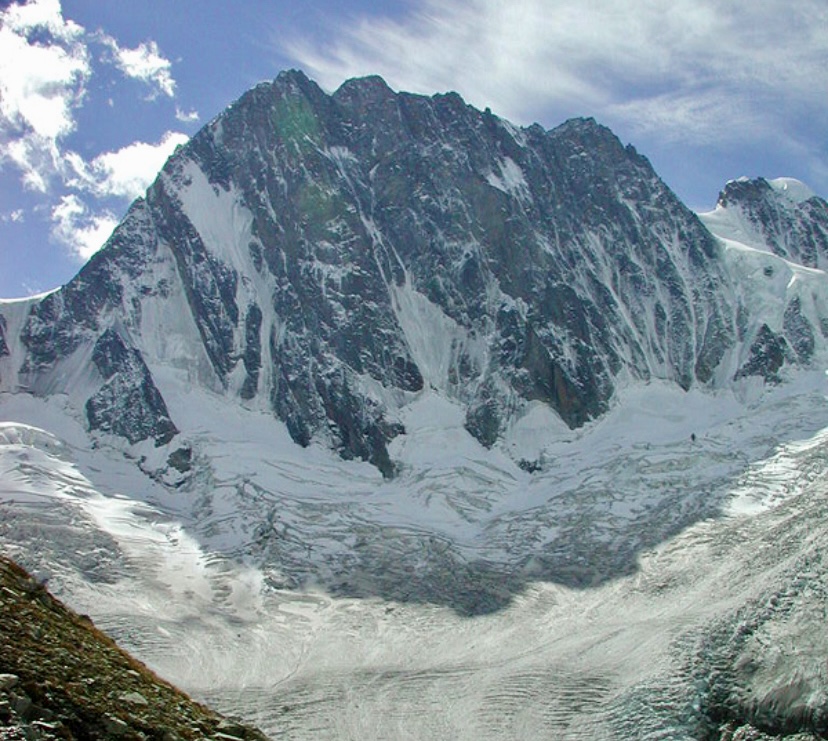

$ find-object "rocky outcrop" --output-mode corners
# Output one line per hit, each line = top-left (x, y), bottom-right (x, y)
(85, 329), (177, 446)
(734, 324), (789, 384)
(0, 316), (8, 359)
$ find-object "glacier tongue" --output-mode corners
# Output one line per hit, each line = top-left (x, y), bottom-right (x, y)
(4, 371), (828, 738)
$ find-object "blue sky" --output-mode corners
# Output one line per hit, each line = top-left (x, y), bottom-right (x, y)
(1, 0), (826, 298)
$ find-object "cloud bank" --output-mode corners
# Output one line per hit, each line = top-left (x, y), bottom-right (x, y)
(0, 0), (88, 190)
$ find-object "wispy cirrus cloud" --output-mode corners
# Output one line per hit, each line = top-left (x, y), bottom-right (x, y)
(290, 0), (828, 152)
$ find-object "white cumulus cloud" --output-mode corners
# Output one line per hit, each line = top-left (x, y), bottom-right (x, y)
(0, 0), (90, 190)
(0, 0), (185, 195)
(0, 1), (190, 267)
(67, 131), (189, 199)
(103, 36), (176, 98)
(51, 194), (118, 260)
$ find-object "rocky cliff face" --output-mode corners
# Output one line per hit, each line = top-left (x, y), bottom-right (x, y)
(1, 71), (826, 473)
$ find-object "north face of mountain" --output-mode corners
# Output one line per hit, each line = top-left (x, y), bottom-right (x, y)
(0, 71), (826, 472)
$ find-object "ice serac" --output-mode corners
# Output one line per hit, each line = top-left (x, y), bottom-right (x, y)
(4, 71), (825, 472)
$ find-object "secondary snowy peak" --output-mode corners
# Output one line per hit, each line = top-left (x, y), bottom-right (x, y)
(697, 176), (828, 384)
(700, 176), (828, 268)
(1, 70), (826, 472)
(767, 176), (817, 203)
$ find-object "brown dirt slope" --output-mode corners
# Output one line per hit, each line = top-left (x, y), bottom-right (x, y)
(0, 555), (269, 740)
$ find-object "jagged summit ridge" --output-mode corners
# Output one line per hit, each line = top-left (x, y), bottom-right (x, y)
(0, 71), (825, 472)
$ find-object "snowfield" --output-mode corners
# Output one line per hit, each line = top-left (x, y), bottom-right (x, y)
(3, 366), (828, 739)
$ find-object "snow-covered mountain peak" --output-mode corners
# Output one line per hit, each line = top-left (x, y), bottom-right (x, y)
(0, 71), (756, 472)
(0, 70), (826, 478)
(700, 176), (828, 270)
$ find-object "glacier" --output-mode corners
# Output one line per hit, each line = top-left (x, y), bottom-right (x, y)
(3, 370), (828, 738)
